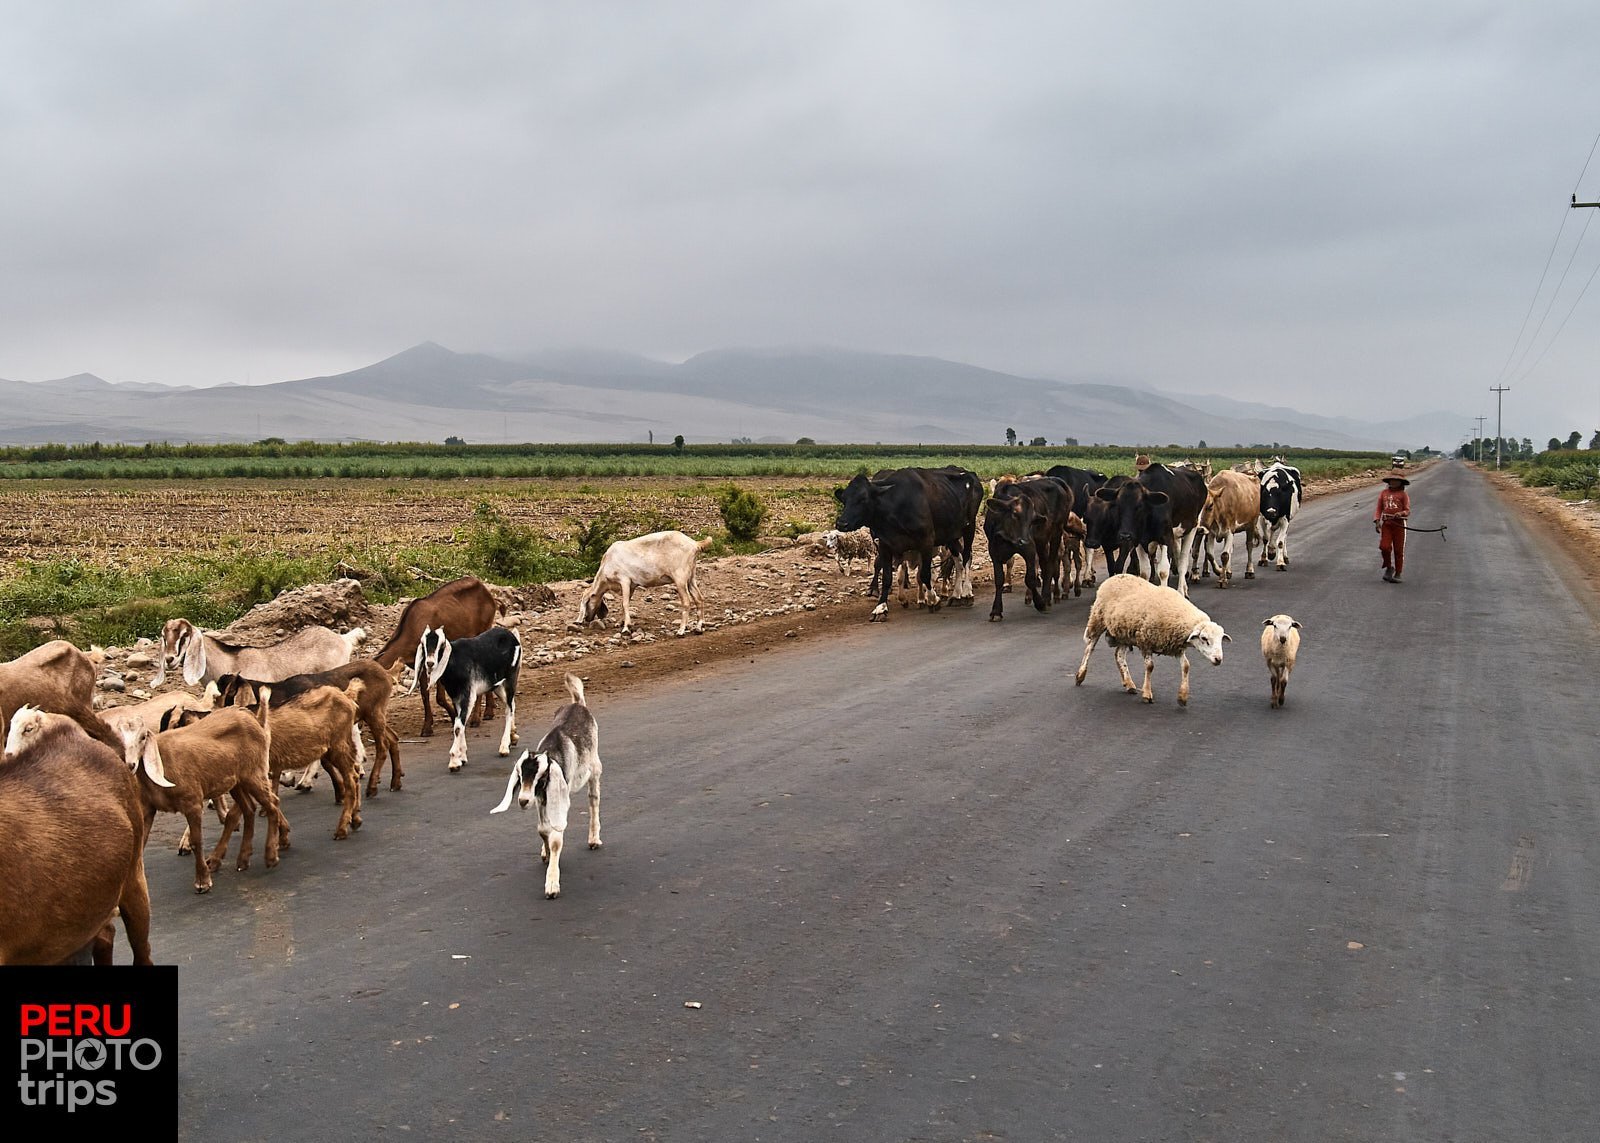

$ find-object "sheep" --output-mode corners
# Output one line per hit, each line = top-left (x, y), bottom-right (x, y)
(151, 617), (366, 688)
(1073, 572), (1231, 706)
(370, 575), (502, 737)
(1261, 614), (1302, 709)
(819, 528), (876, 576)
(490, 673), (602, 899)
(0, 639), (125, 752)
(215, 658), (403, 796)
(117, 694), (277, 894)
(0, 708), (155, 964)
(409, 625), (520, 773)
(575, 530), (710, 636)
(218, 680), (366, 844)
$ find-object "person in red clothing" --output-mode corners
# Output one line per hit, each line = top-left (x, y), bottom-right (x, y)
(1373, 471), (1411, 582)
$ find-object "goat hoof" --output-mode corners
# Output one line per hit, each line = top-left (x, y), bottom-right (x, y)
(390, 778), (404, 791)
(589, 840), (602, 850)
(205, 856), (222, 872)
(236, 858), (250, 872)
(334, 828), (349, 840)
(194, 882), (212, 895)
(545, 889), (561, 899)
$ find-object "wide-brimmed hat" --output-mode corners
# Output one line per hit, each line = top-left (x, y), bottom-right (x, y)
(1133, 453), (1152, 471)
(1381, 470), (1410, 485)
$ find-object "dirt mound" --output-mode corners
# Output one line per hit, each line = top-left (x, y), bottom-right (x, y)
(218, 578), (374, 645)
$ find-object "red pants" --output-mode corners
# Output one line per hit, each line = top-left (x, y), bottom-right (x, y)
(1379, 521), (1405, 574)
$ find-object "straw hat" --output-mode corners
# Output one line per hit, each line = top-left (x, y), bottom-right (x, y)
(1381, 470), (1410, 485)
(1133, 453), (1152, 472)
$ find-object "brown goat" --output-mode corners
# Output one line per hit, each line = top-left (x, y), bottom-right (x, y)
(371, 576), (500, 736)
(222, 680), (365, 846)
(120, 697), (277, 894)
(1, 708), (154, 964)
(0, 639), (125, 753)
(215, 659), (404, 795)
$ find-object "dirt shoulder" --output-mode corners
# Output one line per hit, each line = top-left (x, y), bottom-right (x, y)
(1477, 466), (1600, 628)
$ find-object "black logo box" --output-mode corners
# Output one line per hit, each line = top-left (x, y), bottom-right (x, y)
(3, 966), (177, 1139)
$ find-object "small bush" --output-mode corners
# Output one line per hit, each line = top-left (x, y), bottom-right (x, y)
(716, 483), (768, 541)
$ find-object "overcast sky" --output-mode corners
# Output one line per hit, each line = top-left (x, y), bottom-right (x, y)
(4, 1), (1599, 440)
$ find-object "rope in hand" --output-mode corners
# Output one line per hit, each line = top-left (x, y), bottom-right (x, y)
(1403, 524), (1447, 540)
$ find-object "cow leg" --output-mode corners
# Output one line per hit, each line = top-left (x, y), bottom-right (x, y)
(870, 551), (893, 621)
(920, 552), (942, 611)
(1140, 652), (1157, 703)
(1024, 551), (1046, 613)
(989, 547), (1009, 621)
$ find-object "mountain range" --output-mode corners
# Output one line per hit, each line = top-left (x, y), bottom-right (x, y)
(0, 343), (1463, 451)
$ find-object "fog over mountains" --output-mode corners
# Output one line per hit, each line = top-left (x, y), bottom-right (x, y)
(0, 344), (1464, 451)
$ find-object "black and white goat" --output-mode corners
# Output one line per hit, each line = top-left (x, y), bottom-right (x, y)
(490, 673), (601, 898)
(409, 624), (520, 772)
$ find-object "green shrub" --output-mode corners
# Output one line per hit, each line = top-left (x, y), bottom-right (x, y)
(716, 483), (768, 541)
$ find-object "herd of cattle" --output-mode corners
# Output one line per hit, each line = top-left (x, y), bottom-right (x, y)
(0, 457), (1309, 967)
(832, 458), (1304, 621)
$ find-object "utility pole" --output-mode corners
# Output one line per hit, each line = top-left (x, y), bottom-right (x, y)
(1474, 415), (1487, 463)
(1490, 386), (1510, 468)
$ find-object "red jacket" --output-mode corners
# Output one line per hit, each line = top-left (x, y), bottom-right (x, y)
(1374, 488), (1410, 523)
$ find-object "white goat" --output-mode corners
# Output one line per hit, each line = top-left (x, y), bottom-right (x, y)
(152, 618), (366, 688)
(1261, 614), (1302, 709)
(1074, 573), (1230, 706)
(490, 673), (601, 899)
(575, 530), (710, 636)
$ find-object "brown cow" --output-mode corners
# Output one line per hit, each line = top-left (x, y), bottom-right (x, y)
(372, 577), (501, 736)
(1198, 470), (1264, 589)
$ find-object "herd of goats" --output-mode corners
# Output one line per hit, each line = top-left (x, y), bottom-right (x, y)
(0, 456), (1314, 967)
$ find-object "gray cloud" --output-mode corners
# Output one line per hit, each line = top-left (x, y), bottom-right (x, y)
(3, 0), (1599, 439)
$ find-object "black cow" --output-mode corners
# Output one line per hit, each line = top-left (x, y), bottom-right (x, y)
(982, 476), (1072, 621)
(1257, 461), (1303, 569)
(1044, 465), (1110, 517)
(835, 466), (982, 621)
(1093, 463), (1207, 595)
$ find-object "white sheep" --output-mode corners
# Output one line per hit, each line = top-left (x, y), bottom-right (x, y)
(820, 528), (876, 576)
(1261, 613), (1301, 709)
(1073, 573), (1230, 706)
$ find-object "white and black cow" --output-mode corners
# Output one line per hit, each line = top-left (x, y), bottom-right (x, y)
(834, 465), (982, 621)
(1094, 463), (1207, 596)
(1257, 461), (1303, 570)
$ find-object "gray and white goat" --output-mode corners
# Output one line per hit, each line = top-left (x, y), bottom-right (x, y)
(490, 673), (602, 899)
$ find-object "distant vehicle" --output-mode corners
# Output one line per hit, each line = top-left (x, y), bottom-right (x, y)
(1390, 455), (1407, 467)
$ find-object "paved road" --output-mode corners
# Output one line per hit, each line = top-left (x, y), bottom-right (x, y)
(155, 461), (1600, 1142)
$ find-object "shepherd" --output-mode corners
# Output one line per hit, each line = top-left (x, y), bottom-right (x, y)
(1374, 469), (1411, 583)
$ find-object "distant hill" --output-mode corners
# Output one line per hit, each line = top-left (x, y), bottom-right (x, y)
(0, 345), (1465, 449)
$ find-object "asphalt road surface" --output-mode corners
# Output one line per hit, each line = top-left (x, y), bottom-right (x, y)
(152, 460), (1600, 1142)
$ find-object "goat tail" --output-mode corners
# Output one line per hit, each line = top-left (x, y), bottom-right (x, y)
(695, 536), (715, 552)
(255, 685), (272, 760)
(345, 626), (368, 649)
(564, 672), (586, 707)
(346, 678), (366, 703)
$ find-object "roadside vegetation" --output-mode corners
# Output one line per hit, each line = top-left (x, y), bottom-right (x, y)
(1508, 448), (1600, 499)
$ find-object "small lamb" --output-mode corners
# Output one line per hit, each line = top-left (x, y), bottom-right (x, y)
(1074, 573), (1230, 706)
(1260, 613), (1301, 709)
(821, 528), (876, 576)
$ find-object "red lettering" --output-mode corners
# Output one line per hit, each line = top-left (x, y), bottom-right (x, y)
(103, 1004), (131, 1037)
(19, 1004), (46, 1034)
(74, 1004), (102, 1037)
(47, 1004), (71, 1036)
